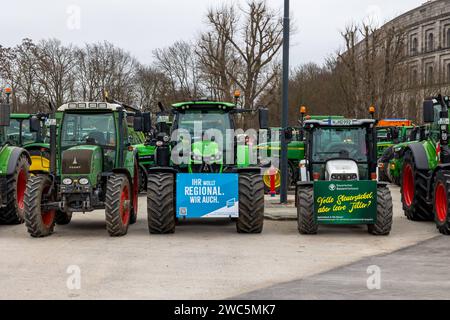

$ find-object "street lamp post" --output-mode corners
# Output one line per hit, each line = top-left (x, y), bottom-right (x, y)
(280, 0), (290, 204)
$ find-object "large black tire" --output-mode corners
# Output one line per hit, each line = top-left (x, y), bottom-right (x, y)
(432, 170), (450, 235)
(400, 151), (433, 221)
(130, 163), (140, 225)
(237, 173), (265, 234)
(105, 174), (131, 237)
(147, 173), (175, 234)
(0, 155), (29, 225)
(297, 186), (317, 235)
(368, 186), (393, 235)
(138, 164), (147, 193)
(24, 175), (56, 238)
(55, 211), (72, 225)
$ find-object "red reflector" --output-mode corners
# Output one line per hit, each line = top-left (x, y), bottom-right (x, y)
(313, 173), (320, 181)
(371, 173), (377, 180)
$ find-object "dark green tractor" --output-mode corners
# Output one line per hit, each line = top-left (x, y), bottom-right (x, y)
(23, 101), (146, 237)
(399, 95), (450, 235)
(0, 90), (31, 225)
(7, 113), (50, 172)
(296, 118), (393, 235)
(146, 100), (267, 234)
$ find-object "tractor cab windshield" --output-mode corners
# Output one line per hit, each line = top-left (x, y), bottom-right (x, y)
(175, 110), (232, 141)
(61, 112), (117, 168)
(312, 127), (368, 163)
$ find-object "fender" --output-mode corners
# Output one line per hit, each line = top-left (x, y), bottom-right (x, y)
(405, 143), (429, 170)
(6, 147), (31, 175)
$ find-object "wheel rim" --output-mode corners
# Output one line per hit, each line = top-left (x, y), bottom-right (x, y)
(403, 164), (414, 207)
(16, 169), (27, 210)
(120, 185), (130, 225)
(41, 185), (55, 228)
(263, 169), (281, 189)
(435, 183), (448, 223)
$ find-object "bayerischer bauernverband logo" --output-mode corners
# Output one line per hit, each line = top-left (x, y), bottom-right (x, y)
(329, 184), (337, 191)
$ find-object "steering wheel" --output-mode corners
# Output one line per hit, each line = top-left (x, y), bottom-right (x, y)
(327, 143), (356, 158)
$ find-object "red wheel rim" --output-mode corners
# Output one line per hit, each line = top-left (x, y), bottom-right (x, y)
(41, 185), (55, 227)
(133, 165), (139, 214)
(435, 183), (448, 223)
(403, 164), (414, 207)
(16, 169), (27, 210)
(120, 185), (130, 225)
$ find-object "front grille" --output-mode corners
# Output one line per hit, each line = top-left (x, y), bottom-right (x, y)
(62, 150), (93, 175)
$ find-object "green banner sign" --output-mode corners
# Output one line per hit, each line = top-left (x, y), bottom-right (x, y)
(314, 181), (377, 225)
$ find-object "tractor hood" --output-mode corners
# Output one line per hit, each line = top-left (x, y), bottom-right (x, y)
(61, 145), (103, 176)
(191, 140), (222, 162)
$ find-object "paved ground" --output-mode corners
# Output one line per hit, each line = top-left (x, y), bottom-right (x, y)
(236, 236), (450, 300)
(0, 186), (445, 300)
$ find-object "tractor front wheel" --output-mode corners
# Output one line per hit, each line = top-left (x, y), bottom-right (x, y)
(105, 174), (131, 237)
(0, 155), (29, 225)
(433, 170), (450, 235)
(147, 173), (176, 234)
(24, 175), (56, 237)
(237, 173), (264, 233)
(55, 211), (72, 225)
(368, 186), (393, 235)
(401, 151), (433, 221)
(297, 186), (317, 235)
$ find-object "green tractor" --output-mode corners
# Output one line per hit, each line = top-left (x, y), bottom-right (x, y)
(0, 90), (31, 225)
(295, 118), (393, 235)
(378, 125), (424, 185)
(146, 100), (266, 234)
(7, 113), (51, 172)
(133, 111), (172, 193)
(258, 110), (345, 194)
(23, 101), (146, 237)
(399, 95), (450, 235)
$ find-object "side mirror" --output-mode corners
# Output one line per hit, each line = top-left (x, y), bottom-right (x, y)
(143, 112), (152, 133)
(29, 116), (41, 133)
(259, 108), (269, 129)
(0, 103), (11, 127)
(133, 115), (144, 132)
(423, 100), (435, 123)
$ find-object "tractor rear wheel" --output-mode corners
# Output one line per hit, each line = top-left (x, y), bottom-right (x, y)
(147, 172), (175, 234)
(24, 175), (56, 237)
(368, 186), (393, 235)
(297, 186), (317, 235)
(237, 173), (264, 233)
(401, 151), (433, 221)
(0, 155), (29, 225)
(433, 170), (450, 235)
(105, 174), (131, 237)
(55, 211), (72, 225)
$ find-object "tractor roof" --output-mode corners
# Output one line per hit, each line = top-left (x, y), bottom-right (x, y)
(10, 113), (32, 119)
(172, 101), (236, 110)
(58, 102), (122, 112)
(305, 119), (376, 128)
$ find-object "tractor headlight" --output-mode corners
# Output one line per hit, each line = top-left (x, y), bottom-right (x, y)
(62, 178), (73, 185)
(192, 153), (202, 161)
(163, 135), (170, 143)
(156, 141), (164, 147)
(79, 178), (89, 186)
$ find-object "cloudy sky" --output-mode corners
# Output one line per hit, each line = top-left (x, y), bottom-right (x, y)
(0, 0), (423, 67)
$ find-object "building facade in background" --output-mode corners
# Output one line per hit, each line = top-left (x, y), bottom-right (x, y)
(391, 0), (450, 119)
